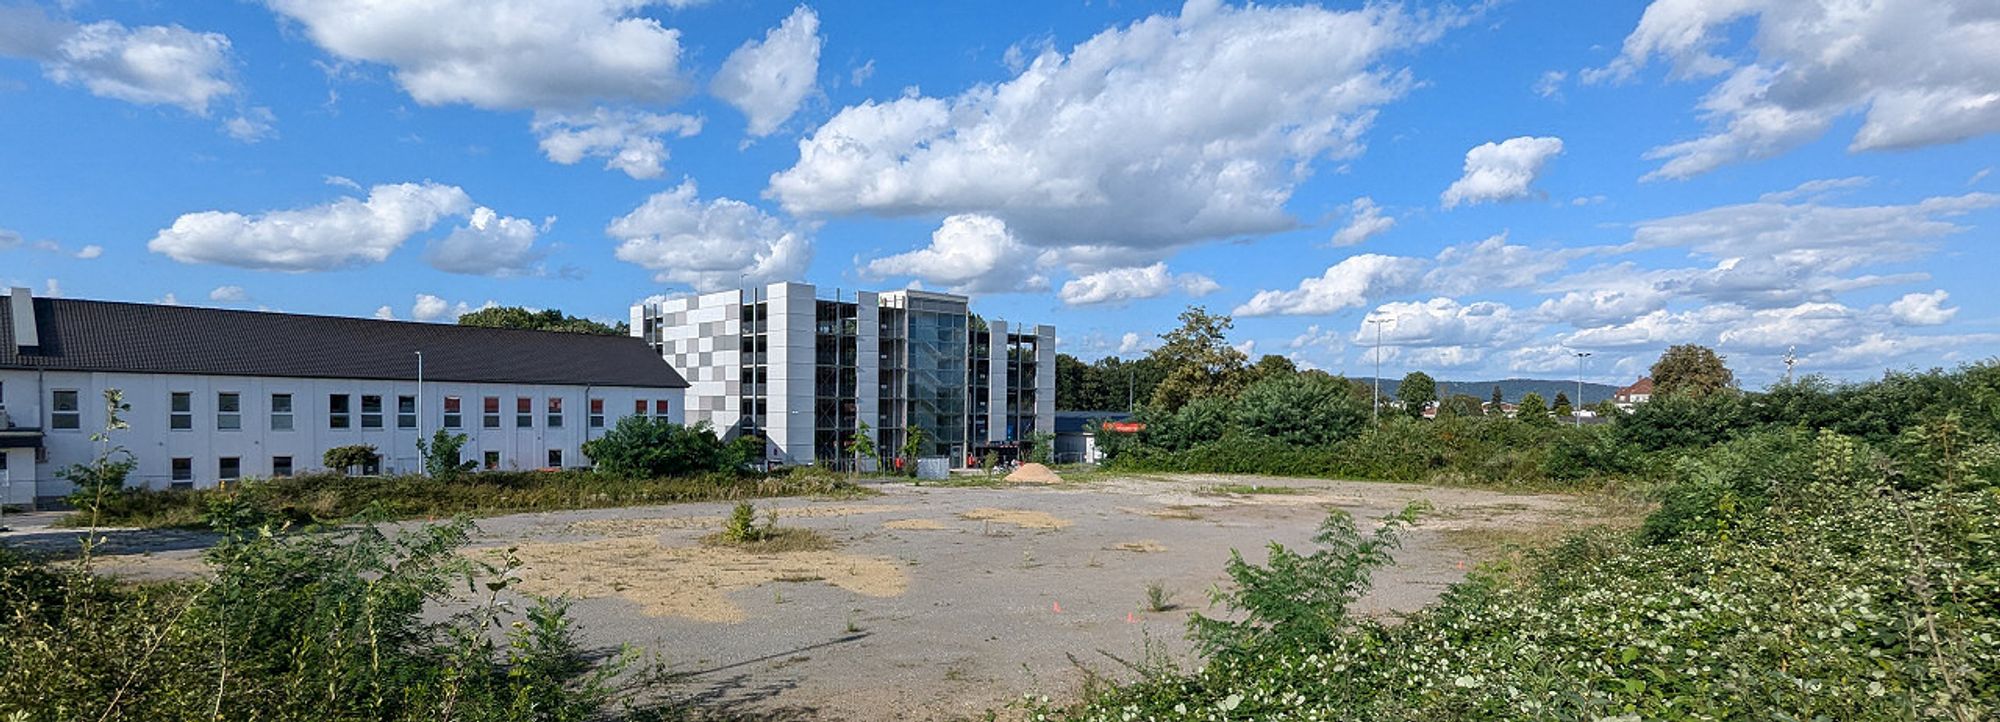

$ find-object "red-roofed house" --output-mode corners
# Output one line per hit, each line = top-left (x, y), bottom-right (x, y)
(1614, 377), (1654, 410)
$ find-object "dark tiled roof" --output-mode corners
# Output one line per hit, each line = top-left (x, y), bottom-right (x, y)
(1, 298), (687, 389)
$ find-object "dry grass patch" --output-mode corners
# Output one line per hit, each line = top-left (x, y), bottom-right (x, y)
(1109, 540), (1167, 553)
(501, 537), (907, 623)
(559, 504), (909, 537)
(882, 519), (954, 531)
(700, 526), (836, 553)
(958, 508), (1072, 529)
(1140, 505), (1202, 521)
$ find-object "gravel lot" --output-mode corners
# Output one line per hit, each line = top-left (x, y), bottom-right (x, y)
(14, 472), (1616, 721)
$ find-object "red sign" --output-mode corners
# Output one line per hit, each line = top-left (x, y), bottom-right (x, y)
(1101, 422), (1146, 433)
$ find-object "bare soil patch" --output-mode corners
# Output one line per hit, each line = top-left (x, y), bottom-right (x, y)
(958, 507), (1072, 529)
(502, 537), (907, 623)
(882, 519), (954, 531)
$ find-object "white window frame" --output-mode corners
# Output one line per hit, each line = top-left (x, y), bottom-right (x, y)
(50, 389), (81, 430)
(169, 391), (193, 431)
(270, 393), (294, 431)
(216, 392), (242, 431)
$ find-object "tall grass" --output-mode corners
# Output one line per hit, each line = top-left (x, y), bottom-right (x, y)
(64, 467), (869, 529)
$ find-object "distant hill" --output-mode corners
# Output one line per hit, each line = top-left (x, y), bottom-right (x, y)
(1351, 377), (1624, 406)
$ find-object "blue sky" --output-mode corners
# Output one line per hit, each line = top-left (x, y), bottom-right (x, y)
(2, 0), (1996, 388)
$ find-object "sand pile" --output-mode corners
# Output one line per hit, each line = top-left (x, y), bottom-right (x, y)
(1004, 462), (1062, 484)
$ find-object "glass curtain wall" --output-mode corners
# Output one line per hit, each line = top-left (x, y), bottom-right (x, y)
(902, 296), (969, 461)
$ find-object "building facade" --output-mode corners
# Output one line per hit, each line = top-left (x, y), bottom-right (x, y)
(633, 283), (1054, 467)
(1, 288), (687, 507)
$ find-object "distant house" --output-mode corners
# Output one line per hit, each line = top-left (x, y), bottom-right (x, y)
(1480, 401), (1519, 418)
(1614, 377), (1655, 410)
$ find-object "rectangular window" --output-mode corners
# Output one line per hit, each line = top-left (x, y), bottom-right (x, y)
(270, 393), (294, 431)
(589, 399), (605, 428)
(654, 399), (670, 420)
(219, 457), (241, 481)
(397, 395), (417, 429)
(515, 397), (533, 428)
(443, 396), (463, 429)
(50, 389), (81, 430)
(547, 448), (563, 468)
(361, 395), (384, 429)
(169, 391), (193, 430)
(272, 456), (293, 477)
(483, 396), (501, 429)
(171, 457), (193, 482)
(329, 394), (351, 429)
(546, 397), (563, 428)
(482, 450), (500, 470)
(216, 392), (241, 431)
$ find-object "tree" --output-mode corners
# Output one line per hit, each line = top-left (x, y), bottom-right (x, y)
(1234, 374), (1369, 447)
(1439, 394), (1485, 419)
(416, 429), (477, 479)
(1652, 344), (1735, 398)
(1488, 385), (1505, 416)
(1552, 391), (1574, 417)
(580, 417), (732, 477)
(1517, 392), (1550, 423)
(457, 306), (628, 336)
(847, 421), (878, 474)
(57, 389), (136, 536)
(324, 445), (379, 475)
(1244, 354), (1299, 386)
(1027, 431), (1057, 465)
(900, 426), (928, 463)
(1149, 306), (1248, 412)
(1397, 371), (1436, 418)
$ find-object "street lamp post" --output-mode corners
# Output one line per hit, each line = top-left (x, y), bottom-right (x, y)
(1366, 317), (1393, 426)
(1571, 350), (1591, 427)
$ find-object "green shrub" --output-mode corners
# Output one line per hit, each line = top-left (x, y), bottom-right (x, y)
(0, 517), (627, 721)
(323, 444), (379, 474)
(1051, 427), (2000, 721)
(1233, 373), (1370, 447)
(581, 417), (740, 477)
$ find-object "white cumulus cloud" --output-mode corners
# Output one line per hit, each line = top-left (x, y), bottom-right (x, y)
(208, 285), (248, 302)
(608, 180), (811, 291)
(0, 7), (237, 114)
(713, 5), (821, 138)
(533, 108), (701, 180)
(1329, 197), (1395, 246)
(1441, 136), (1564, 208)
(769, 2), (1453, 254)
(148, 182), (488, 272)
(1889, 290), (1958, 326)
(266, 0), (689, 110)
(1234, 253), (1425, 317)
(1593, 0), (2000, 179)
(1058, 263), (1218, 306)
(864, 214), (1049, 294)
(427, 207), (546, 276)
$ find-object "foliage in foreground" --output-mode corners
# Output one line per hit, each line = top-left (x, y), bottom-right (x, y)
(65, 467), (864, 529)
(0, 515), (626, 721)
(1047, 425), (2000, 721)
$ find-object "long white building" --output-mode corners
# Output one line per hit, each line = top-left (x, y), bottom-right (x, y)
(633, 282), (1053, 468)
(0, 288), (687, 507)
